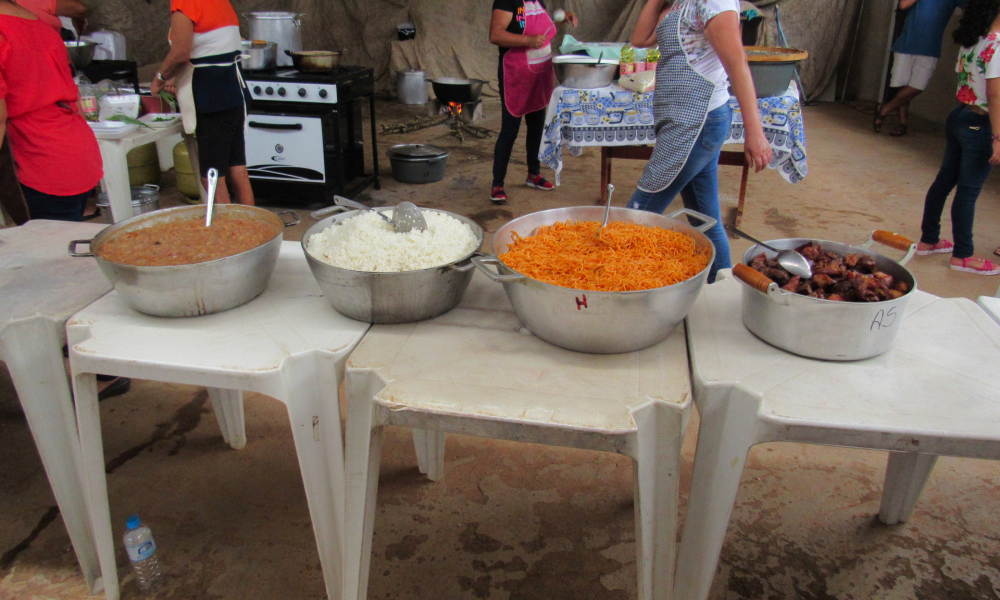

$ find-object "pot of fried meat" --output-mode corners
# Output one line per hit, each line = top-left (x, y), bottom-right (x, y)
(731, 230), (917, 361)
(69, 204), (299, 317)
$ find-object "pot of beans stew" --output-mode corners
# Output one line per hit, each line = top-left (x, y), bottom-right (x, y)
(69, 204), (300, 317)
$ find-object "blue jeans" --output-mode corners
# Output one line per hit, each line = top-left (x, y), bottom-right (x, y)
(21, 184), (91, 222)
(629, 104), (733, 282)
(920, 105), (993, 259)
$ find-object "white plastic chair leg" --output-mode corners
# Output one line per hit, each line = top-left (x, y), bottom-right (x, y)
(206, 387), (246, 450)
(674, 391), (760, 600)
(73, 371), (120, 600)
(630, 399), (687, 600)
(412, 429), (446, 481)
(283, 356), (347, 600)
(96, 141), (133, 223)
(343, 371), (389, 600)
(878, 451), (938, 525)
(0, 321), (101, 593)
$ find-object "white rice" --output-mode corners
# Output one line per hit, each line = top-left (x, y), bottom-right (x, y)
(306, 210), (479, 272)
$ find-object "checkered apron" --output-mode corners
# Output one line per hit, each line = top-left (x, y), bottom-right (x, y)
(636, 10), (716, 193)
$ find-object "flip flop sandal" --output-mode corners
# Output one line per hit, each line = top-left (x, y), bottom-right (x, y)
(915, 239), (954, 255)
(890, 123), (908, 137)
(97, 377), (132, 401)
(994, 246), (1000, 257)
(873, 104), (886, 133)
(950, 257), (1000, 275)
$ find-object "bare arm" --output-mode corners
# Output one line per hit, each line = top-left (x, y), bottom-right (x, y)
(987, 76), (1000, 165)
(54, 0), (88, 19)
(489, 9), (545, 50)
(704, 11), (772, 172)
(899, 0), (917, 10)
(0, 99), (6, 143)
(632, 0), (669, 48)
(150, 11), (194, 94)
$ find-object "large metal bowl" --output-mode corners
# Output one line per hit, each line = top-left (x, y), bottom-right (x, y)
(429, 78), (486, 104)
(301, 206), (484, 324)
(553, 56), (618, 89)
(473, 206), (716, 354)
(65, 41), (97, 69)
(732, 231), (917, 361)
(69, 204), (299, 317)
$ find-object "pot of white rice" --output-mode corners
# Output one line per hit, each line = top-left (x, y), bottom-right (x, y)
(301, 205), (484, 323)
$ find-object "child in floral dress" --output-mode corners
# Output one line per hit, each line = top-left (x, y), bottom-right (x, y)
(916, 0), (1000, 274)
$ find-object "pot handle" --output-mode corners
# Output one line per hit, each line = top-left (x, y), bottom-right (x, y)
(472, 255), (525, 282)
(68, 239), (94, 258)
(276, 210), (301, 228)
(450, 252), (485, 273)
(664, 207), (717, 233)
(309, 205), (352, 221)
(731, 264), (792, 305)
(862, 230), (917, 265)
(284, 49), (295, 57)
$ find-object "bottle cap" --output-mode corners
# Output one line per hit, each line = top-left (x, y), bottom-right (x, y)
(126, 515), (140, 530)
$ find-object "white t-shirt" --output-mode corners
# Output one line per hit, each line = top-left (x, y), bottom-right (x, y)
(955, 32), (1000, 111)
(668, 0), (740, 111)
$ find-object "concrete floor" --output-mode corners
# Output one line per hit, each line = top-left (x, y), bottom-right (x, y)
(2, 99), (1000, 600)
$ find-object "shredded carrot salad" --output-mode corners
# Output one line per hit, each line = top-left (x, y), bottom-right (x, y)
(499, 220), (710, 292)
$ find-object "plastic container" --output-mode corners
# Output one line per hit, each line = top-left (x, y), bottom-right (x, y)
(97, 185), (160, 223)
(123, 515), (162, 591)
(745, 46), (809, 98)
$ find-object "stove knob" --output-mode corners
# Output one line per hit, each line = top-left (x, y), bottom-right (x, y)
(265, 87), (274, 95)
(277, 87), (286, 97)
(298, 88), (307, 98)
(253, 85), (262, 95)
(318, 88), (328, 99)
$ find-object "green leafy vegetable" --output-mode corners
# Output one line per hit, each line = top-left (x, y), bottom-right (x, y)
(107, 114), (152, 129)
(158, 90), (178, 112)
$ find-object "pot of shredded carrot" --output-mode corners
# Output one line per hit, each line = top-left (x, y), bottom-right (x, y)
(499, 220), (710, 292)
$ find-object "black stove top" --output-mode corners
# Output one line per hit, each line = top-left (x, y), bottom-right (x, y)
(243, 65), (373, 84)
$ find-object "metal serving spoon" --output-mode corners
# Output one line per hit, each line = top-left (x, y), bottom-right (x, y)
(391, 201), (428, 233)
(205, 168), (218, 227)
(726, 225), (813, 278)
(594, 183), (614, 239)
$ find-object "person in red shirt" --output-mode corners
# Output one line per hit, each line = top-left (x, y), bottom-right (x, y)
(0, 0), (102, 221)
(14, 0), (88, 35)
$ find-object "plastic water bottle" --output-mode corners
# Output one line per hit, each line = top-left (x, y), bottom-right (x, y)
(123, 515), (162, 590)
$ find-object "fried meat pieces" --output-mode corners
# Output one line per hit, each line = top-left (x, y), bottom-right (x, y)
(749, 242), (909, 302)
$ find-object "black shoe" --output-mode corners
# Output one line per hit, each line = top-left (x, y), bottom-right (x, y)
(98, 377), (131, 401)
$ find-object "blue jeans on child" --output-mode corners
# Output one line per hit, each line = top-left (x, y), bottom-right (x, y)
(628, 104), (733, 282)
(920, 104), (993, 259)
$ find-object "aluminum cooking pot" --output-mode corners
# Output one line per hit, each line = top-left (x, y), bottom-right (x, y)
(553, 55), (619, 89)
(245, 11), (303, 67)
(69, 204), (299, 317)
(474, 206), (716, 354)
(302, 205), (484, 324)
(732, 230), (917, 361)
(429, 78), (486, 104)
(285, 49), (343, 72)
(241, 40), (277, 71)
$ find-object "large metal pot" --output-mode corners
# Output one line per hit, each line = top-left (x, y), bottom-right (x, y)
(430, 78), (486, 104)
(96, 185), (160, 224)
(69, 205), (300, 317)
(285, 50), (343, 72)
(387, 144), (450, 184)
(245, 12), (303, 67)
(241, 40), (277, 71)
(553, 55), (618, 89)
(302, 206), (484, 324)
(397, 70), (429, 105)
(732, 230), (917, 361)
(474, 206), (716, 354)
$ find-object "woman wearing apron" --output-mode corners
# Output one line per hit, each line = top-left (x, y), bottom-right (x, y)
(150, 0), (253, 205)
(628, 0), (771, 282)
(488, 0), (577, 204)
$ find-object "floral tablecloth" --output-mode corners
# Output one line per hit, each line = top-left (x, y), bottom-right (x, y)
(539, 81), (808, 185)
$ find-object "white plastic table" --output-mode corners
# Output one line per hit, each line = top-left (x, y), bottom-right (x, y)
(344, 271), (692, 600)
(97, 121), (201, 222)
(675, 269), (1000, 600)
(0, 220), (110, 593)
(68, 241), (370, 600)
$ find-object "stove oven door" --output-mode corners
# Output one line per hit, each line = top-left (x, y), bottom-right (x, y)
(245, 114), (326, 183)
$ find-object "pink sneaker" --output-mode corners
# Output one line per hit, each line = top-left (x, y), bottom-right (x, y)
(525, 174), (554, 191)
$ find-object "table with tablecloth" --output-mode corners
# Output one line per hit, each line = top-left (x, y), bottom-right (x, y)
(539, 81), (808, 222)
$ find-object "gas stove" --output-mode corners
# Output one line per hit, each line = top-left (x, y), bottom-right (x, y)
(242, 66), (379, 205)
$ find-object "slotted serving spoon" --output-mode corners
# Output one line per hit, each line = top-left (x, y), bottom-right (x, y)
(204, 168), (218, 227)
(333, 196), (427, 233)
(727, 225), (813, 278)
